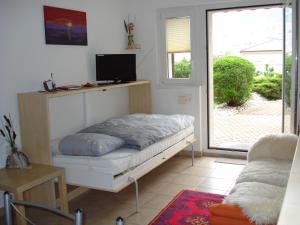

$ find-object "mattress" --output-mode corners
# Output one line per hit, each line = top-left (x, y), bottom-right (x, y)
(52, 126), (194, 176)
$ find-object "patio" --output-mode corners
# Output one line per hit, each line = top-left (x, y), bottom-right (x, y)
(211, 93), (290, 150)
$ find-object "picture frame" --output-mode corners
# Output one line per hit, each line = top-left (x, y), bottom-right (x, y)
(43, 6), (88, 46)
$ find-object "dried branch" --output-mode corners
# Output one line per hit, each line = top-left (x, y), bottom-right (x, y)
(124, 20), (128, 34)
(0, 114), (17, 149)
(3, 115), (11, 128)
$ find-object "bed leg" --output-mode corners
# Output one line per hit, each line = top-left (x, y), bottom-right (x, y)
(191, 143), (195, 166)
(186, 141), (195, 166)
(128, 177), (139, 213)
(192, 143), (194, 166)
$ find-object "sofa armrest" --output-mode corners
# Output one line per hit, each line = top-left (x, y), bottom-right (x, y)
(247, 134), (298, 162)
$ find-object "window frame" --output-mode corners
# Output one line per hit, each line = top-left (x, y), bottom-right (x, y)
(157, 7), (198, 86)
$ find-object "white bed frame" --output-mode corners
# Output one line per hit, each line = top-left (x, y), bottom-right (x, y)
(59, 134), (195, 192)
(57, 133), (195, 211)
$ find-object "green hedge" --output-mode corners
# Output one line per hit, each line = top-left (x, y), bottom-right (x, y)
(253, 55), (292, 103)
(174, 58), (191, 78)
(253, 75), (282, 100)
(213, 56), (255, 106)
(284, 55), (292, 106)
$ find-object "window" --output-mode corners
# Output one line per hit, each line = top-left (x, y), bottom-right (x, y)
(166, 17), (191, 79)
(158, 7), (197, 85)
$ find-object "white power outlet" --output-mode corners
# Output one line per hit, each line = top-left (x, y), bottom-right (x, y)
(178, 95), (191, 104)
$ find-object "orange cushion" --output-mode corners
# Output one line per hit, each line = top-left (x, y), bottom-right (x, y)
(209, 204), (275, 225)
(210, 215), (255, 225)
(209, 203), (250, 220)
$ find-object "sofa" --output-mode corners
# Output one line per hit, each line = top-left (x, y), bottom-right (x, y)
(209, 134), (298, 225)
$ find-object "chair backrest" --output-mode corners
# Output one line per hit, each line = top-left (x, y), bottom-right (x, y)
(3, 192), (83, 225)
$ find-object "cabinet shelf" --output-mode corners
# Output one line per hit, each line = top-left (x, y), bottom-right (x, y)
(25, 80), (150, 98)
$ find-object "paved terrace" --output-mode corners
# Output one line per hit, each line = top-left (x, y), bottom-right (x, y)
(211, 93), (290, 150)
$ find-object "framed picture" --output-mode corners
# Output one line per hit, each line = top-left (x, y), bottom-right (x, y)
(43, 6), (88, 46)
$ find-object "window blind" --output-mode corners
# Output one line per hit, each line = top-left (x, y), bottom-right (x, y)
(166, 17), (191, 53)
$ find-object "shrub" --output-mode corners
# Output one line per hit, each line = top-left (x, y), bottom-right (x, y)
(253, 56), (291, 103)
(263, 64), (278, 77)
(256, 64), (281, 77)
(174, 58), (191, 78)
(213, 56), (256, 106)
(284, 55), (292, 106)
(253, 75), (282, 100)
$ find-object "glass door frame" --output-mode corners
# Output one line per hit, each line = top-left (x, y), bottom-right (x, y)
(205, 3), (294, 152)
(282, 0), (298, 134)
(291, 0), (299, 134)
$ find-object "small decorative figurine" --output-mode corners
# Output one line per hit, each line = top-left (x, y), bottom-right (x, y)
(43, 73), (57, 92)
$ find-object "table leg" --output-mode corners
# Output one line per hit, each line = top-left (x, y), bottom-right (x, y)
(14, 191), (27, 225)
(57, 173), (69, 213)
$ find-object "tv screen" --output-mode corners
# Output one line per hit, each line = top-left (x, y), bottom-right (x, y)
(96, 54), (136, 82)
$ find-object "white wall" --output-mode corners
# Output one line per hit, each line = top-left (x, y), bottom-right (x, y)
(127, 0), (208, 151)
(49, 89), (129, 140)
(0, 0), (128, 207)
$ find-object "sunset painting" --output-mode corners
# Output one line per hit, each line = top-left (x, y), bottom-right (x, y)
(43, 6), (87, 45)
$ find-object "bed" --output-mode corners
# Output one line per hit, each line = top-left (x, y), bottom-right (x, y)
(51, 114), (196, 211)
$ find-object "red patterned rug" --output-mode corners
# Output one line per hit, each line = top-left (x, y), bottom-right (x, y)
(148, 190), (225, 225)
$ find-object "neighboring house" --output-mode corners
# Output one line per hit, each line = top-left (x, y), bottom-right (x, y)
(240, 39), (283, 73)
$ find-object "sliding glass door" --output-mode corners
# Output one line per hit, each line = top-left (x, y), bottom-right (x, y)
(207, 2), (298, 151)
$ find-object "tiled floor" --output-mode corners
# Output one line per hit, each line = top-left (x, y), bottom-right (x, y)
(1, 156), (245, 225)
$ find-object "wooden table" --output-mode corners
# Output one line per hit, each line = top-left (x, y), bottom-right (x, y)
(0, 163), (69, 225)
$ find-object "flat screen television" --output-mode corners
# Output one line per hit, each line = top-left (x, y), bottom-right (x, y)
(96, 54), (136, 83)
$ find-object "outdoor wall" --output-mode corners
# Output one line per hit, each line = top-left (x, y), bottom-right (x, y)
(241, 51), (283, 73)
(0, 0), (128, 208)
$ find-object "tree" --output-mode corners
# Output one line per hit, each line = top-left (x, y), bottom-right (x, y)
(174, 58), (191, 78)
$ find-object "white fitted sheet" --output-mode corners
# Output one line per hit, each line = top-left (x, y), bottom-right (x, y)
(52, 126), (194, 176)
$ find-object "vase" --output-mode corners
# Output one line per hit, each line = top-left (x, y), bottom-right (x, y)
(127, 34), (135, 49)
(6, 148), (31, 169)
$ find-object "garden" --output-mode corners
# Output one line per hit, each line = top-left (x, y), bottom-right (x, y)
(174, 55), (292, 107)
(174, 55), (291, 149)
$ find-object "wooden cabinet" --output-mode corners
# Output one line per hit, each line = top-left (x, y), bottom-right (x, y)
(18, 80), (151, 205)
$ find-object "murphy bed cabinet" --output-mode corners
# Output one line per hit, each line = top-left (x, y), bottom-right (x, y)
(18, 80), (151, 206)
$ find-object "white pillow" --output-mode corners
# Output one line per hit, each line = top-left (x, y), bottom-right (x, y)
(59, 133), (124, 157)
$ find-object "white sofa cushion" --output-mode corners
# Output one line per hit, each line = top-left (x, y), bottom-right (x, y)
(224, 182), (285, 225)
(236, 159), (291, 187)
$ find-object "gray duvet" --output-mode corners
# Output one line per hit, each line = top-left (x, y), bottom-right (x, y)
(80, 114), (194, 150)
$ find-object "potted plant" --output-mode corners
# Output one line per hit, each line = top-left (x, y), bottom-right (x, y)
(124, 20), (136, 49)
(0, 114), (31, 169)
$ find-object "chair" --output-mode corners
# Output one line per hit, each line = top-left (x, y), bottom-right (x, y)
(3, 192), (83, 225)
